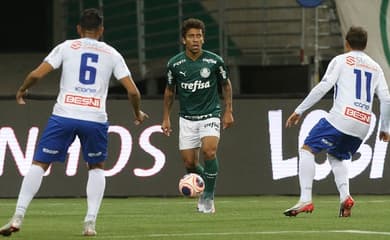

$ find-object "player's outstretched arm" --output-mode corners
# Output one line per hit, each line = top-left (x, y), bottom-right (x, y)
(120, 76), (149, 125)
(16, 62), (53, 104)
(285, 112), (301, 128)
(161, 86), (175, 136)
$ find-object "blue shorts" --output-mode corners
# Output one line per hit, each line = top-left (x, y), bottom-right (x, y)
(34, 115), (109, 164)
(304, 118), (362, 160)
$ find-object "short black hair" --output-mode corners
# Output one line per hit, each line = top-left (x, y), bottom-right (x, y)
(79, 8), (103, 30)
(181, 18), (205, 38)
(345, 26), (367, 50)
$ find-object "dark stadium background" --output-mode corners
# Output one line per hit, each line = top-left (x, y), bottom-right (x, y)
(0, 1), (52, 52)
(1, 0), (389, 197)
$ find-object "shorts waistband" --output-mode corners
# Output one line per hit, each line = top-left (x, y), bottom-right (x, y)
(181, 114), (214, 121)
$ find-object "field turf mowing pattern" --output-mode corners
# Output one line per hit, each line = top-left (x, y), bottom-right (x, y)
(0, 195), (389, 239)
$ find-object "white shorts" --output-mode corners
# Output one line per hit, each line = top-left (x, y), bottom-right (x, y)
(179, 117), (220, 150)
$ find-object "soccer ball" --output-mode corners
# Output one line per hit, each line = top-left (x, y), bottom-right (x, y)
(178, 173), (205, 197)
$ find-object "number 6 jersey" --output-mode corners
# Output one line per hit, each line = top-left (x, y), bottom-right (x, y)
(44, 37), (131, 123)
(295, 50), (390, 140)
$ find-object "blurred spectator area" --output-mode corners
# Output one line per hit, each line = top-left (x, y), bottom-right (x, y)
(0, 0), (343, 97)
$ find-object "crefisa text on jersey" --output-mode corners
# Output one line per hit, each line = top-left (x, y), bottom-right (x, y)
(180, 80), (211, 92)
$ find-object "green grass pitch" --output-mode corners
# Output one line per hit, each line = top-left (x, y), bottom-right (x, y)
(0, 195), (389, 239)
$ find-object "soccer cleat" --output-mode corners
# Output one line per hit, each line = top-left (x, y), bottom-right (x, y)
(0, 214), (23, 237)
(83, 220), (97, 236)
(339, 196), (354, 217)
(197, 195), (205, 212)
(283, 201), (314, 217)
(201, 199), (215, 214)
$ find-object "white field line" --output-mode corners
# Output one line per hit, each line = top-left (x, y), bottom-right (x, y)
(105, 229), (390, 239)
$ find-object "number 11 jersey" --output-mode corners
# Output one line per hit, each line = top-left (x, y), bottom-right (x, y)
(295, 50), (390, 139)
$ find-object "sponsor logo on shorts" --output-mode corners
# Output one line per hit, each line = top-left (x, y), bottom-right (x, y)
(344, 107), (371, 124)
(204, 122), (220, 131)
(42, 148), (59, 154)
(64, 94), (101, 108)
(321, 138), (333, 147)
(88, 152), (102, 157)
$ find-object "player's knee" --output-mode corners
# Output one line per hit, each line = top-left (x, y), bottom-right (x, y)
(88, 161), (104, 170)
(202, 148), (217, 159)
(302, 144), (314, 154)
(32, 160), (50, 171)
(183, 161), (197, 169)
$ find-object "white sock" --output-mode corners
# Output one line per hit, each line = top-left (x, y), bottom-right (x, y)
(15, 164), (45, 217)
(84, 169), (106, 222)
(298, 149), (315, 203)
(328, 154), (350, 202)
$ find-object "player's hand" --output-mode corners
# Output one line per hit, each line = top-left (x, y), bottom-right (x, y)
(379, 131), (390, 142)
(134, 110), (149, 125)
(161, 120), (172, 136)
(222, 111), (234, 130)
(285, 112), (301, 128)
(16, 89), (28, 105)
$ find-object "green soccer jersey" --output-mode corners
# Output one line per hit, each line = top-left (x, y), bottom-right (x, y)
(166, 50), (229, 120)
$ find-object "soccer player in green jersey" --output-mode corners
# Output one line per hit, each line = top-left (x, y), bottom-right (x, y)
(161, 18), (234, 213)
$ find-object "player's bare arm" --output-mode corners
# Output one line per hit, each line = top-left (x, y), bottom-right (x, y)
(285, 112), (301, 128)
(222, 79), (234, 130)
(161, 86), (175, 136)
(120, 76), (149, 125)
(16, 62), (53, 105)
